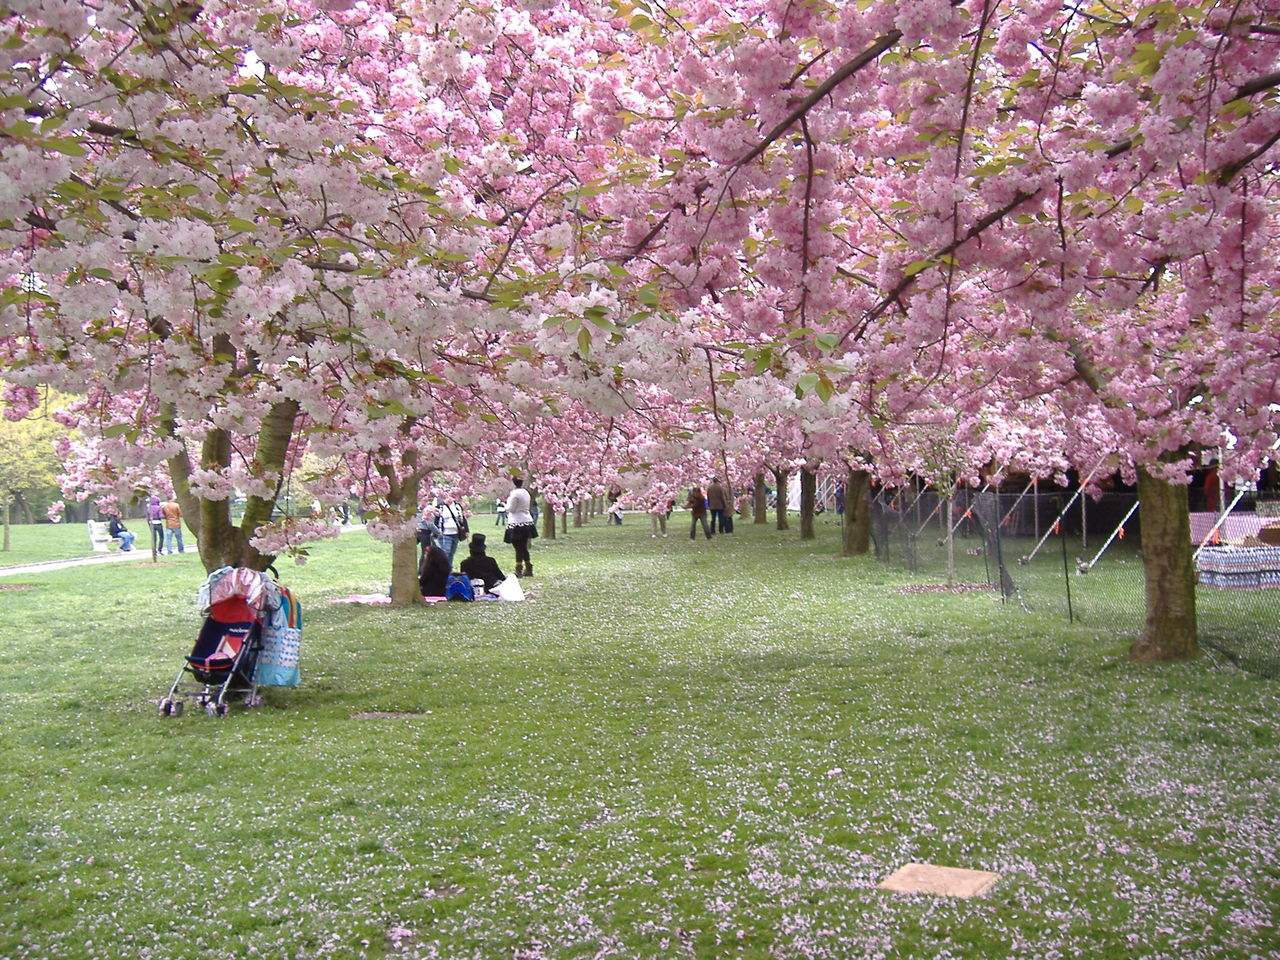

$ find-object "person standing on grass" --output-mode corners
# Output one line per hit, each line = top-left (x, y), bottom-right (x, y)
(649, 496), (668, 538)
(607, 497), (625, 526)
(161, 498), (185, 553)
(495, 496), (507, 527)
(146, 495), (164, 554)
(706, 476), (729, 534)
(504, 477), (536, 578)
(107, 513), (135, 551)
(435, 498), (466, 565)
(686, 485), (712, 540)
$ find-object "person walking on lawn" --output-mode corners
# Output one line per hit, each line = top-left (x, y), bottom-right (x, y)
(161, 498), (185, 553)
(706, 476), (730, 534)
(686, 486), (712, 540)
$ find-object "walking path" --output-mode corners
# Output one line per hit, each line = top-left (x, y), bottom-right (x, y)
(0, 549), (155, 579)
(0, 523), (366, 579)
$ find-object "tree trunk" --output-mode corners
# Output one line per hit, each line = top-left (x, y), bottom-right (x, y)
(542, 498), (557, 539)
(842, 466), (871, 556)
(14, 490), (32, 525)
(2, 497), (10, 551)
(560, 509), (568, 534)
(772, 468), (789, 530)
(387, 464), (422, 608)
(799, 467), (816, 540)
(1131, 469), (1198, 661)
(753, 473), (767, 524)
(164, 395), (299, 573)
(574, 501), (584, 527)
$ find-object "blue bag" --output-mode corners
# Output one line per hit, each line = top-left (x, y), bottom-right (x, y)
(445, 574), (475, 602)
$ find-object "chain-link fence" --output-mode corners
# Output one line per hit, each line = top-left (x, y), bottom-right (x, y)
(870, 483), (1280, 678)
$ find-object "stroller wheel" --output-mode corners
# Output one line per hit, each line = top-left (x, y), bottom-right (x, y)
(215, 702), (229, 718)
(205, 702), (219, 717)
(159, 698), (173, 717)
(171, 700), (184, 718)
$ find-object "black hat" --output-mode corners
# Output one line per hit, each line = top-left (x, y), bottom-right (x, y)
(470, 533), (486, 550)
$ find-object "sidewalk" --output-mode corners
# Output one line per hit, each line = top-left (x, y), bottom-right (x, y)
(0, 549), (156, 579)
(0, 523), (366, 579)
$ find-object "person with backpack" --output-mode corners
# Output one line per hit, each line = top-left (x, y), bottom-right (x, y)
(503, 477), (537, 577)
(686, 486), (712, 540)
(434, 498), (468, 565)
(459, 533), (505, 593)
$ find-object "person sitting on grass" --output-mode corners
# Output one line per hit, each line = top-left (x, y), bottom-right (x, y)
(418, 530), (452, 599)
(106, 513), (136, 552)
(459, 533), (505, 593)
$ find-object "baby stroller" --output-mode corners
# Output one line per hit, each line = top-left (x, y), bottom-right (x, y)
(160, 566), (279, 718)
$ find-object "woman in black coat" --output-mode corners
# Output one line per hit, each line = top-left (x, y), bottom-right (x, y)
(418, 531), (452, 598)
(459, 534), (505, 593)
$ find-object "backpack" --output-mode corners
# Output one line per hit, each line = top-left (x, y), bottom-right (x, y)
(445, 574), (475, 602)
(437, 503), (469, 540)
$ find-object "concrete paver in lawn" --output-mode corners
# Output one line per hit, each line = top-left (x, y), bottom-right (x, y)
(878, 862), (1000, 898)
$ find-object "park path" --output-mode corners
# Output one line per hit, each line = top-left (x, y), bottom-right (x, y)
(0, 523), (367, 580)
(0, 549), (155, 579)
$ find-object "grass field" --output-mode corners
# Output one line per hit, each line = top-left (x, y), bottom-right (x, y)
(0, 522), (117, 567)
(1, 516), (1278, 959)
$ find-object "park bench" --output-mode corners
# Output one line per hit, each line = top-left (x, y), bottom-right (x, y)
(87, 519), (121, 552)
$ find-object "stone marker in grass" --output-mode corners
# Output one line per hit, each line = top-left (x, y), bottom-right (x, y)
(878, 862), (999, 898)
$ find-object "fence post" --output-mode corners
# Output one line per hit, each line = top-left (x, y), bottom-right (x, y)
(1033, 478), (1040, 542)
(1061, 512), (1074, 624)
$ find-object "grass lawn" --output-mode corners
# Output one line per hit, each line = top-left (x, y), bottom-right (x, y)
(1, 516), (1278, 959)
(0, 522), (116, 568)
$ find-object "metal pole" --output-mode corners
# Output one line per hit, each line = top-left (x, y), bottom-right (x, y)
(1081, 488), (1088, 552)
(1079, 501), (1139, 572)
(1194, 488), (1247, 560)
(1023, 459), (1106, 564)
(1033, 478), (1040, 542)
(999, 479), (1035, 529)
(1061, 515), (1074, 623)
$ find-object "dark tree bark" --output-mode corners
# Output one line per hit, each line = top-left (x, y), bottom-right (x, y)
(1132, 469), (1198, 661)
(841, 466), (871, 556)
(799, 466), (817, 540)
(560, 509), (568, 534)
(574, 501), (584, 527)
(772, 467), (789, 530)
(753, 473), (768, 524)
(2, 497), (9, 551)
(164, 396), (301, 573)
(542, 497), (557, 539)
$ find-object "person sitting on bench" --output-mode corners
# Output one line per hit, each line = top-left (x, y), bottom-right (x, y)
(107, 513), (136, 552)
